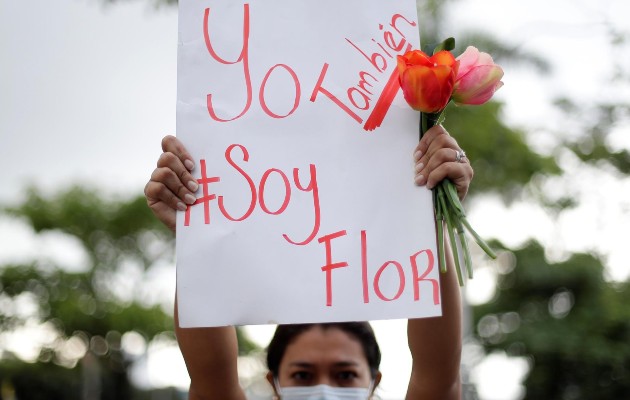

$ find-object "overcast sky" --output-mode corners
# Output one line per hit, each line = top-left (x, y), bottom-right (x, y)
(1, 0), (177, 203)
(1, 0), (629, 398)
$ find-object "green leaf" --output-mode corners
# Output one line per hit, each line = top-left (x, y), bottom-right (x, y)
(433, 37), (456, 54)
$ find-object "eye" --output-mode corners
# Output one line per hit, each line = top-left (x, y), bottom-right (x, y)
(336, 370), (359, 382)
(291, 371), (313, 382)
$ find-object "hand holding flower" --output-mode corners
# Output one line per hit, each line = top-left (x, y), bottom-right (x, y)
(397, 39), (502, 285)
(413, 125), (473, 201)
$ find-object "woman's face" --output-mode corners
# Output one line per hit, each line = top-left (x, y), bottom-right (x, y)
(274, 326), (374, 388)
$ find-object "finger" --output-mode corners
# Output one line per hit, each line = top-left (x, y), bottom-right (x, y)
(157, 152), (200, 193)
(415, 145), (472, 181)
(151, 166), (198, 205)
(425, 162), (473, 200)
(144, 179), (183, 233)
(427, 165), (472, 200)
(414, 146), (456, 186)
(414, 125), (449, 161)
(147, 200), (178, 233)
(145, 176), (189, 212)
(162, 135), (195, 171)
(421, 133), (461, 165)
(414, 135), (461, 182)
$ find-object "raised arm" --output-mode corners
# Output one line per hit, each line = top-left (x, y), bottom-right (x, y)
(175, 300), (245, 400)
(145, 135), (246, 400)
(406, 125), (472, 400)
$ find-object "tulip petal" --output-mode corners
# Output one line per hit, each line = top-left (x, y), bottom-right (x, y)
(400, 64), (455, 113)
(455, 46), (480, 78)
(431, 50), (458, 69)
(397, 55), (408, 76)
(404, 50), (432, 67)
(400, 66), (436, 113)
(476, 51), (495, 65)
(453, 64), (504, 105)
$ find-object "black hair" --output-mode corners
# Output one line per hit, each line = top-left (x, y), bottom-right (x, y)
(266, 322), (382, 378)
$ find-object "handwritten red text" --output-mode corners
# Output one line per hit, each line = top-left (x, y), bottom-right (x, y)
(184, 144), (321, 246)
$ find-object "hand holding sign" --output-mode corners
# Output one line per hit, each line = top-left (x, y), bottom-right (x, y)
(145, 135), (198, 233)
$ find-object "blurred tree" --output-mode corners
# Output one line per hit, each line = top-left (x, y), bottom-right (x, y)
(417, 2), (630, 399)
(445, 103), (561, 201)
(0, 186), (257, 399)
(472, 241), (630, 398)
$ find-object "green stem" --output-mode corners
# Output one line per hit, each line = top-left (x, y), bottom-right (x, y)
(444, 177), (496, 263)
(455, 219), (473, 280)
(461, 218), (497, 259)
(420, 112), (442, 138)
(437, 185), (464, 286)
(434, 190), (447, 273)
(444, 179), (473, 278)
(444, 180), (465, 216)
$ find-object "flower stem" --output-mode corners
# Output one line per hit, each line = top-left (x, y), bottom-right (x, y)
(443, 178), (496, 262)
(433, 189), (447, 273)
(455, 218), (473, 280)
(461, 218), (497, 259)
(420, 111), (495, 284)
(437, 185), (464, 286)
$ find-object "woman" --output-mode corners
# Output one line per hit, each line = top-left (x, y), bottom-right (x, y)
(144, 125), (473, 399)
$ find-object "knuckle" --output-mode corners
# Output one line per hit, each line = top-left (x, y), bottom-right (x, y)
(156, 183), (172, 200)
(151, 167), (169, 182)
(436, 147), (453, 163)
(157, 152), (177, 167)
(161, 135), (176, 151)
(435, 125), (448, 135)
(436, 134), (456, 148)
(178, 168), (190, 182)
(144, 182), (164, 204)
(176, 184), (190, 199)
(143, 182), (153, 199)
(144, 180), (156, 203)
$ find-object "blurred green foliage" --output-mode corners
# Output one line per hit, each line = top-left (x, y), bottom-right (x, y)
(445, 102), (560, 201)
(473, 241), (630, 398)
(417, 1), (630, 398)
(0, 187), (257, 399)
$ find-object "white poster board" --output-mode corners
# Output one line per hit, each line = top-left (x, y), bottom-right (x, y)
(176, 0), (441, 327)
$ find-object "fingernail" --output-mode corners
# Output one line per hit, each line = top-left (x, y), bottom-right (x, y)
(184, 194), (197, 205)
(184, 159), (195, 171)
(414, 162), (424, 173)
(413, 150), (422, 161)
(177, 202), (187, 211)
(414, 174), (425, 186)
(188, 180), (199, 192)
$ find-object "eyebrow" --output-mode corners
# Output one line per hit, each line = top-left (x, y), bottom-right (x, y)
(288, 362), (313, 368)
(288, 361), (360, 368)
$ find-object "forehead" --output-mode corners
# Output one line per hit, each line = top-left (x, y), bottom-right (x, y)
(280, 326), (369, 368)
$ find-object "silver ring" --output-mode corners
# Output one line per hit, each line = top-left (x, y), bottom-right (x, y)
(455, 149), (467, 163)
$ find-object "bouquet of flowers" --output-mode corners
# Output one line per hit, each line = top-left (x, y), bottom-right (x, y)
(397, 38), (503, 285)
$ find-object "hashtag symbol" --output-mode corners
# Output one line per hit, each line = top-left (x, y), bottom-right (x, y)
(184, 159), (220, 226)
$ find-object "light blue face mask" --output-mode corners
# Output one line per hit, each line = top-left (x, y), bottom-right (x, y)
(275, 379), (374, 400)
